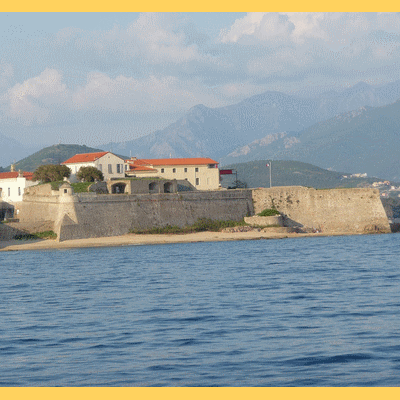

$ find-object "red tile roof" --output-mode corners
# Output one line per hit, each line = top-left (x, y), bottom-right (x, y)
(0, 171), (34, 180)
(128, 165), (158, 172)
(127, 157), (218, 166)
(62, 152), (109, 164)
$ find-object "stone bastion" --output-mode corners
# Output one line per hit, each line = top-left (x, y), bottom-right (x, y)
(2, 184), (390, 241)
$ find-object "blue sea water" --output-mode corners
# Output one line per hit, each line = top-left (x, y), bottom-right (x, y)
(1, 233), (400, 386)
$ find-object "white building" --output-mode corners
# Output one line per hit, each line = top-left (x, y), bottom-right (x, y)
(125, 157), (220, 190)
(0, 170), (38, 203)
(62, 151), (126, 182)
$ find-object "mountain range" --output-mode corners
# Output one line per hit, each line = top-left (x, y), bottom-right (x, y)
(101, 80), (400, 179)
(224, 100), (400, 180)
(2, 80), (400, 181)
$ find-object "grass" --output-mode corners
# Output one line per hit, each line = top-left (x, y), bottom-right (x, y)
(49, 181), (64, 190)
(14, 230), (57, 240)
(45, 181), (93, 192)
(130, 218), (249, 235)
(71, 182), (93, 193)
(257, 208), (281, 217)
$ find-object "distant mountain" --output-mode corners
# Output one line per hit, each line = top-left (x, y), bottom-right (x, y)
(221, 160), (383, 190)
(224, 99), (400, 181)
(0, 133), (37, 168)
(8, 144), (109, 172)
(101, 80), (400, 161)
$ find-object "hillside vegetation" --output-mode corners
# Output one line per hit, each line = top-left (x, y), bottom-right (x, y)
(6, 144), (127, 172)
(221, 160), (382, 189)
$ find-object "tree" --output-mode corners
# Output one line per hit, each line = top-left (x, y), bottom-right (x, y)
(76, 166), (104, 182)
(33, 164), (71, 182)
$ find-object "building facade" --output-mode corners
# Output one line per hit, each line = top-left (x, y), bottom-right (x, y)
(125, 157), (220, 190)
(0, 171), (37, 203)
(62, 152), (125, 182)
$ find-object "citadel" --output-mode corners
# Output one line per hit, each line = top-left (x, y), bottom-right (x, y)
(0, 151), (392, 242)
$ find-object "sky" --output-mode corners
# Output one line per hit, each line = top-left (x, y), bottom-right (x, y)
(1, 12), (400, 148)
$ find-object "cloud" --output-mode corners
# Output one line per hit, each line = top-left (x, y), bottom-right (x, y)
(1, 67), (266, 131)
(0, 63), (14, 90)
(124, 13), (205, 64)
(220, 13), (400, 46)
(54, 13), (210, 69)
(3, 12), (400, 147)
(2, 68), (69, 125)
(217, 12), (400, 83)
(71, 71), (261, 115)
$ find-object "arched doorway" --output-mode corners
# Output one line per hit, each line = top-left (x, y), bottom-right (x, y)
(149, 182), (158, 193)
(111, 182), (126, 194)
(164, 182), (173, 193)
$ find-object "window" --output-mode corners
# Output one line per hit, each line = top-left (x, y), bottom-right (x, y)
(195, 167), (199, 172)
(117, 164), (121, 174)
(196, 178), (200, 186)
(108, 164), (112, 174)
(98, 164), (102, 172)
(18, 187), (21, 196)
(184, 168), (187, 173)
(125, 164), (128, 171)
(161, 168), (164, 173)
(8, 188), (10, 196)
(172, 168), (176, 173)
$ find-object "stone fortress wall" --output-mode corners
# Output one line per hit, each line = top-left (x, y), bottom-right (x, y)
(16, 187), (254, 241)
(252, 186), (391, 234)
(4, 184), (391, 241)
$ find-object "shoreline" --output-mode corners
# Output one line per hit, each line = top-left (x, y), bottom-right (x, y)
(0, 230), (359, 252)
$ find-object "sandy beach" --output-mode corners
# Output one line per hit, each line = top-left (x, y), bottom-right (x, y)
(0, 230), (349, 252)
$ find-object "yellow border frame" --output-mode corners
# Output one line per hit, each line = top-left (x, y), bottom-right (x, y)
(1, 1), (399, 12)
(1, 4), (400, 396)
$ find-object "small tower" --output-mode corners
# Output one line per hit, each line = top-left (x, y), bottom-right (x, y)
(59, 182), (74, 196)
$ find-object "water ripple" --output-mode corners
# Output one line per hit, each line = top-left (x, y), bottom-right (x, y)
(1, 234), (400, 386)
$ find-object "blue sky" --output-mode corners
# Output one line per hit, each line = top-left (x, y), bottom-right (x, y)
(1, 12), (400, 148)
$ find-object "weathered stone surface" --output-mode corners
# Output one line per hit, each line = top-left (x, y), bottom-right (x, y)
(244, 215), (283, 227)
(252, 186), (390, 234)
(9, 185), (391, 242)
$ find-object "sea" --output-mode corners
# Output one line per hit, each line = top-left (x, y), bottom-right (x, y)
(1, 233), (400, 387)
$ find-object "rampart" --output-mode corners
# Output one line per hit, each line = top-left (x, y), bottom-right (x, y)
(17, 188), (254, 241)
(252, 186), (390, 234)
(9, 185), (391, 242)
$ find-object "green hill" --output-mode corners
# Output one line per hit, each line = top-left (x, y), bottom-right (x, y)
(7, 144), (128, 172)
(222, 160), (382, 189)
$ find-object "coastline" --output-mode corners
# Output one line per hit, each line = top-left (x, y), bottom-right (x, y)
(0, 230), (357, 252)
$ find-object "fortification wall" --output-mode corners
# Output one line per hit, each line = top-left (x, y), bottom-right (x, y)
(252, 186), (390, 234)
(6, 185), (391, 242)
(57, 190), (254, 241)
(17, 195), (61, 225)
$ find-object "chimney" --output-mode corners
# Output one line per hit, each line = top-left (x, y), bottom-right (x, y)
(10, 164), (15, 172)
(18, 169), (23, 177)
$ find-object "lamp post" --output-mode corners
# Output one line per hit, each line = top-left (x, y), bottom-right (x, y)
(266, 161), (272, 188)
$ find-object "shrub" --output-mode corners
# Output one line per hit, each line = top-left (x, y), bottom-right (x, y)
(14, 231), (57, 240)
(130, 218), (248, 235)
(257, 208), (281, 217)
(33, 164), (71, 182)
(77, 166), (104, 182)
